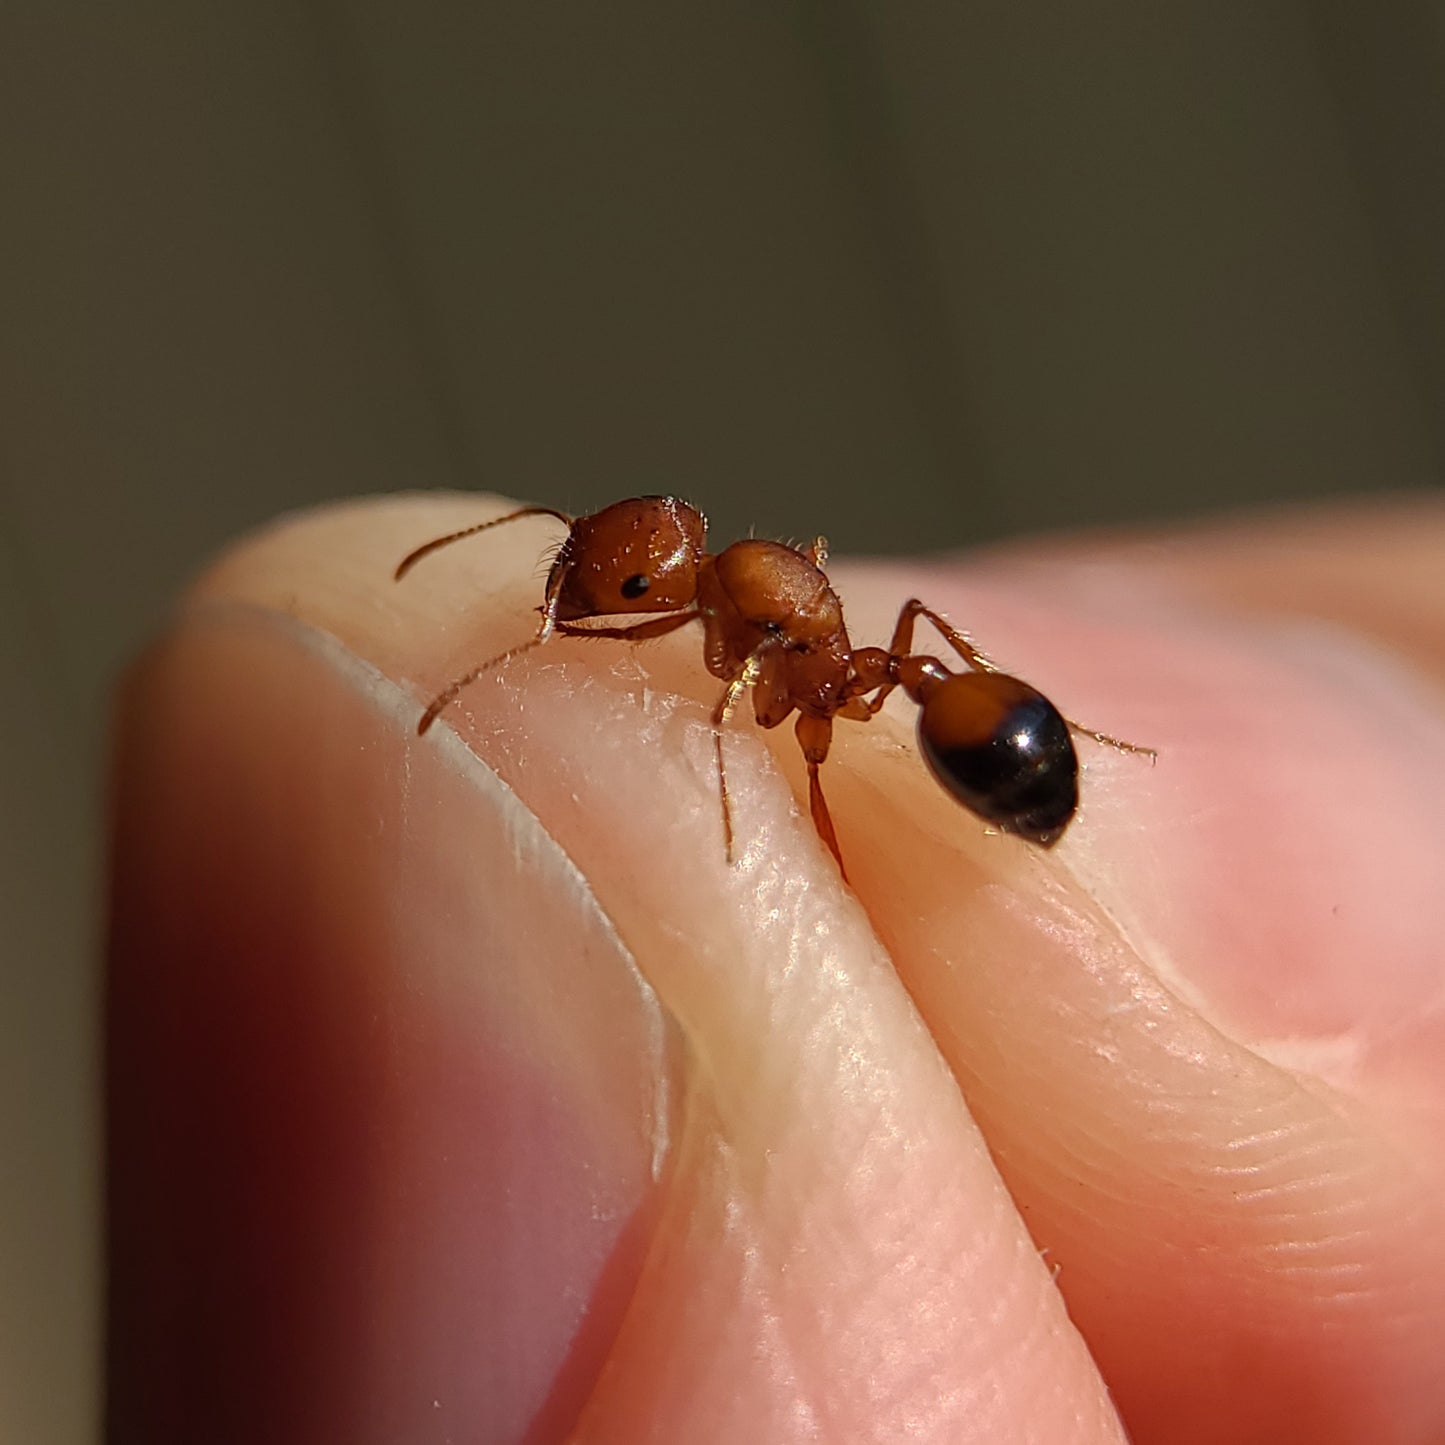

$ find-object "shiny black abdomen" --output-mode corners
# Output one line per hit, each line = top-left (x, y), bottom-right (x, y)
(919, 689), (1078, 846)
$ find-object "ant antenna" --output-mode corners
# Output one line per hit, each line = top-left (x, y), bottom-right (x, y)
(395, 505), (572, 581)
(417, 635), (549, 734)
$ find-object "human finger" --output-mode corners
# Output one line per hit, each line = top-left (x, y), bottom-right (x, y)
(825, 498), (1445, 1444)
(108, 494), (1127, 1444)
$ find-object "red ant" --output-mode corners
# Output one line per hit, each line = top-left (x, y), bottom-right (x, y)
(396, 496), (1153, 874)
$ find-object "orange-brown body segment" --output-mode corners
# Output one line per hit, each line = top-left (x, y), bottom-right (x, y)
(697, 541), (852, 727)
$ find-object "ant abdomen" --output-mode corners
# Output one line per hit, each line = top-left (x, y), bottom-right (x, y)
(915, 670), (1079, 848)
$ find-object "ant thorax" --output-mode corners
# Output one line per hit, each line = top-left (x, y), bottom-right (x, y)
(696, 541), (853, 722)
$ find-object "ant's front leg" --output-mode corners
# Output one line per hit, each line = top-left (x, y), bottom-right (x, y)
(419, 610), (699, 734)
(554, 610), (701, 644)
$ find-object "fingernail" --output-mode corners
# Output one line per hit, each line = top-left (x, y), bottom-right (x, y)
(108, 605), (673, 1442)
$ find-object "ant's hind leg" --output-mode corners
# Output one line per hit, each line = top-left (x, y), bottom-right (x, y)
(887, 599), (1003, 675)
(1065, 718), (1158, 761)
(879, 600), (1157, 764)
(795, 714), (845, 877)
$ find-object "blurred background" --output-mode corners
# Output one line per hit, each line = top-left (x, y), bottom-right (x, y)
(3, 3), (1443, 1438)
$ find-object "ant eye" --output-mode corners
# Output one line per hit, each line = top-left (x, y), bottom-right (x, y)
(620, 573), (650, 600)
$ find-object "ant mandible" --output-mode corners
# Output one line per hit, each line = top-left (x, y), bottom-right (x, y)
(395, 496), (1153, 876)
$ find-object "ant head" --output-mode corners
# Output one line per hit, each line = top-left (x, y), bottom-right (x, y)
(550, 495), (707, 619)
(913, 669), (1078, 846)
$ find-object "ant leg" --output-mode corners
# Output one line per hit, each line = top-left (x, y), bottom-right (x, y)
(883, 600), (1156, 757)
(553, 610), (700, 644)
(906, 602), (1154, 759)
(885, 598), (1003, 674)
(395, 505), (572, 580)
(903, 605), (1154, 759)
(1065, 720), (1158, 761)
(795, 714), (844, 876)
(895, 598), (1156, 762)
(711, 650), (766, 863)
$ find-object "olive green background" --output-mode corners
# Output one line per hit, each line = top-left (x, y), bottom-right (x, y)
(3, 4), (1443, 1439)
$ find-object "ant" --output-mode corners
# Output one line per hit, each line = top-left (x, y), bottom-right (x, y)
(395, 496), (1153, 875)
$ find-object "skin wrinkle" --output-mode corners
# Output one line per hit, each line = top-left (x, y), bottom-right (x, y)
(743, 1189), (834, 1442)
(1021, 1112), (1407, 1315)
(610, 717), (967, 1439)
(949, 900), (1426, 1324)
(568, 1155), (692, 1445)
(1214, 1146), (1370, 1203)
(531, 753), (875, 1441)
(739, 1012), (946, 1435)
(1218, 1120), (1321, 1155)
(1027, 1077), (1376, 1243)
(713, 1129), (822, 1423)
(993, 869), (1422, 1206)
(734, 1165), (826, 1439)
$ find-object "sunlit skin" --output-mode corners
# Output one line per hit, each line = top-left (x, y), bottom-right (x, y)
(108, 493), (1445, 1445)
(396, 496), (1152, 874)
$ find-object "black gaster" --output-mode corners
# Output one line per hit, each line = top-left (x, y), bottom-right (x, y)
(919, 692), (1078, 846)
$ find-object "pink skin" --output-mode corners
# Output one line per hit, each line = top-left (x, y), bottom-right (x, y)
(108, 494), (1445, 1444)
